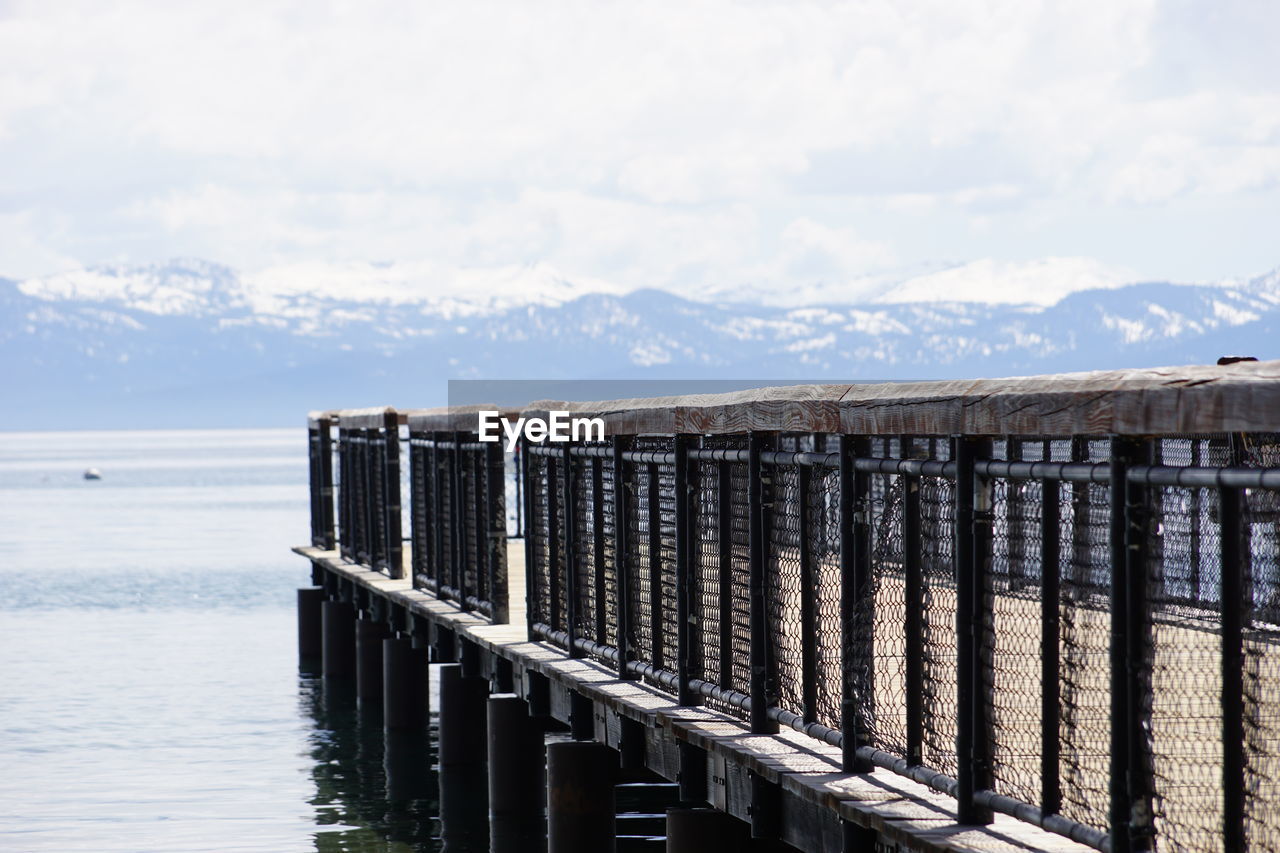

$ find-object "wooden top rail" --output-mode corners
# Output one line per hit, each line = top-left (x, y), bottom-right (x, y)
(309, 359), (1280, 437)
(516, 359), (1280, 436)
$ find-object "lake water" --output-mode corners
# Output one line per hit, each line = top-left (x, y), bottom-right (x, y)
(0, 429), (452, 852)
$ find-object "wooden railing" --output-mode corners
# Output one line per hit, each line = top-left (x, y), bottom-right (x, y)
(306, 359), (1280, 853)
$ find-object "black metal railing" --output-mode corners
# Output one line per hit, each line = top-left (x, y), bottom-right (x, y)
(307, 412), (336, 550)
(333, 408), (404, 578)
(523, 427), (1280, 853)
(407, 417), (509, 624)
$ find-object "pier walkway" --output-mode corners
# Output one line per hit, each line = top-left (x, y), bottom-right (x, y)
(295, 360), (1280, 853)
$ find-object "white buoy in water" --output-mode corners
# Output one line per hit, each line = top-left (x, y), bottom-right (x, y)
(83, 468), (102, 480)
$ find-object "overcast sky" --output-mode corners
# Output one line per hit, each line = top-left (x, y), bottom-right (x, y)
(2, 0), (1278, 299)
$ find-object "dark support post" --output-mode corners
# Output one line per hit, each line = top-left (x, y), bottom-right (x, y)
(570, 690), (594, 741)
(678, 742), (707, 804)
(614, 436), (635, 681)
(565, 444), (581, 657)
(356, 615), (390, 706)
(459, 636), (481, 678)
(954, 436), (993, 825)
(675, 434), (698, 706)
(321, 599), (356, 679)
(1040, 474), (1062, 817)
(842, 819), (877, 853)
(903, 437), (924, 767)
(619, 716), (646, 770)
(434, 625), (457, 663)
(1109, 436), (1154, 853)
(1220, 484), (1246, 851)
(798, 462), (817, 723)
(749, 772), (781, 840)
(668, 808), (747, 851)
(547, 741), (618, 853)
(298, 587), (325, 664)
(488, 694), (546, 850)
(749, 432), (779, 735)
(840, 434), (873, 773)
(438, 663), (489, 765)
(383, 636), (428, 730)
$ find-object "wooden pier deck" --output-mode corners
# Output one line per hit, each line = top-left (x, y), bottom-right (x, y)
(295, 542), (1091, 853)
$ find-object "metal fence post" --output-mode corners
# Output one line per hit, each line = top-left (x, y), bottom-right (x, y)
(452, 430), (470, 608)
(522, 436), (536, 641)
(903, 436), (924, 768)
(384, 411), (403, 579)
(1040, 448), (1062, 817)
(798, 460), (818, 723)
(564, 444), (581, 658)
(613, 435), (636, 681)
(840, 434), (873, 773)
(675, 434), (698, 706)
(955, 435), (993, 825)
(1109, 436), (1154, 853)
(749, 432), (778, 735)
(1220, 483), (1246, 851)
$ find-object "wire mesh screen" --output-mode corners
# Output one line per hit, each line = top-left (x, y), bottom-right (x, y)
(627, 458), (655, 671)
(461, 450), (480, 600)
(409, 436), (432, 583)
(1237, 435), (1280, 852)
(527, 451), (553, 633)
(767, 463), (806, 719)
(1245, 502), (1280, 853)
(597, 454), (619, 651)
(809, 462), (843, 730)
(688, 437), (752, 720)
(986, 474), (1045, 809)
(692, 457), (725, 690)
(570, 454), (598, 646)
(919, 462), (959, 778)
(1057, 477), (1113, 835)
(868, 439), (908, 758)
(1147, 483), (1224, 853)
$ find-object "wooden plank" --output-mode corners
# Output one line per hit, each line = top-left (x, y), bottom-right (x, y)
(510, 358), (1280, 437)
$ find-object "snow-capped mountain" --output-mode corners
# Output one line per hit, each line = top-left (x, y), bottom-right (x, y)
(3, 259), (1277, 428)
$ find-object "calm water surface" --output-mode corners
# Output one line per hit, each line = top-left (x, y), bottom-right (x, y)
(0, 429), (451, 852)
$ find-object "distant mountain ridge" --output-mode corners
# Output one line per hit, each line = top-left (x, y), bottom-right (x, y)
(3, 259), (1277, 429)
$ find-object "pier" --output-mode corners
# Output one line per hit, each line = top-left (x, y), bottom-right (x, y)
(294, 360), (1280, 852)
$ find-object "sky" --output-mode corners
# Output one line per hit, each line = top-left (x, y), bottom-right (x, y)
(2, 0), (1278, 303)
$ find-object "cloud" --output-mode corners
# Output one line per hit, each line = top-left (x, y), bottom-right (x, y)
(0, 0), (1277, 288)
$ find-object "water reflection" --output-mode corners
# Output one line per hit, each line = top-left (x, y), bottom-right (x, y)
(300, 670), (447, 851)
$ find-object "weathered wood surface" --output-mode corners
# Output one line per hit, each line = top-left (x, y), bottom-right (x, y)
(296, 543), (1096, 853)
(328, 406), (405, 430)
(405, 405), (523, 433)
(516, 359), (1280, 437)
(327, 359), (1280, 437)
